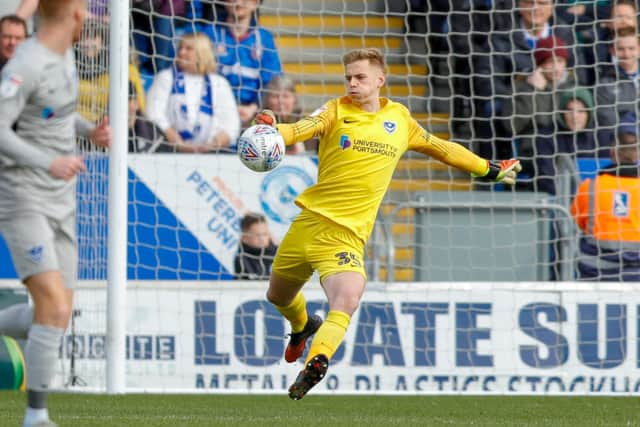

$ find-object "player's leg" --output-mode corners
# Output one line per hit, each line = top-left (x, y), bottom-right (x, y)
(266, 210), (320, 362)
(307, 271), (365, 362)
(288, 224), (366, 400)
(0, 302), (33, 339)
(0, 218), (34, 338)
(2, 212), (76, 427)
(267, 272), (322, 362)
(288, 271), (365, 400)
(22, 271), (72, 427)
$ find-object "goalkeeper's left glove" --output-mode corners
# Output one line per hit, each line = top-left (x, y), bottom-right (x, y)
(474, 159), (522, 185)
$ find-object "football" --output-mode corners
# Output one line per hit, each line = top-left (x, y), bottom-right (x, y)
(237, 124), (285, 173)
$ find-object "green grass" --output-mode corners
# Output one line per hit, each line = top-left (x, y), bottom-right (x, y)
(1, 393), (639, 426)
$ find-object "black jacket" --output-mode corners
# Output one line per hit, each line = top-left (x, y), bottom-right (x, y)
(234, 242), (278, 280)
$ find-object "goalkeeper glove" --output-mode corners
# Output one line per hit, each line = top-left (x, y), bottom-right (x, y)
(474, 159), (522, 185)
(252, 109), (277, 127)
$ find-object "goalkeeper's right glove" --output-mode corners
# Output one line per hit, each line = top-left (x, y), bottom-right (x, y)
(474, 159), (522, 185)
(252, 109), (277, 127)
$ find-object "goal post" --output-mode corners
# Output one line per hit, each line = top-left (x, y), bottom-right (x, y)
(105, 0), (130, 395)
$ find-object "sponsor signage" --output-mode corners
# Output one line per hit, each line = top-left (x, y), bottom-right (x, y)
(56, 282), (640, 395)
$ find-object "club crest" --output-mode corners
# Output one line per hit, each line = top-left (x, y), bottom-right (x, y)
(383, 121), (396, 134)
(27, 245), (44, 264)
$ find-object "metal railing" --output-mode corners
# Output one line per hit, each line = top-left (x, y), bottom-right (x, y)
(382, 199), (577, 282)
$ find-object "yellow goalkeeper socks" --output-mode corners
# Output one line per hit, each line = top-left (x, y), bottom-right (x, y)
(274, 292), (308, 333)
(306, 310), (351, 363)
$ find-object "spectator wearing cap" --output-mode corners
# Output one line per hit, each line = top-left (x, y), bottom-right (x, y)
(507, 36), (577, 187)
(510, 36), (576, 138)
(533, 87), (597, 195)
(571, 111), (640, 281)
(596, 27), (640, 147)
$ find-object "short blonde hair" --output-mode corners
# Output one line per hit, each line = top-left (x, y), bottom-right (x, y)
(179, 33), (217, 75)
(342, 48), (386, 72)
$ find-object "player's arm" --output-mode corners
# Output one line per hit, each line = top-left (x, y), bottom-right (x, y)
(254, 101), (336, 146)
(0, 67), (55, 170)
(407, 120), (521, 185)
(0, 67), (85, 180)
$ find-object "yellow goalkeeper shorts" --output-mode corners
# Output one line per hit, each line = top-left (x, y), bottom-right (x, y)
(272, 209), (367, 283)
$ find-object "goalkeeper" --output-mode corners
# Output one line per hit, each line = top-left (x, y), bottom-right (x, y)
(254, 48), (521, 400)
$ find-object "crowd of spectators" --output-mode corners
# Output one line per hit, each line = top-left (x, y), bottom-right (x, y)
(450, 0), (640, 193)
(441, 0), (640, 280)
(5, 0), (288, 154)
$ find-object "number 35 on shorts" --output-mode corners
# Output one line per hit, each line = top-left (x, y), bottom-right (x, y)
(334, 251), (362, 267)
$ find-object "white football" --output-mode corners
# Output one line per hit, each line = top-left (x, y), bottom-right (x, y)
(237, 124), (285, 173)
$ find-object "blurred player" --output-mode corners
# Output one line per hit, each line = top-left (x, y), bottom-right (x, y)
(0, 1), (111, 426)
(254, 48), (521, 400)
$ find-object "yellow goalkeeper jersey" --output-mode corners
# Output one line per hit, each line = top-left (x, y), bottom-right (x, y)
(277, 96), (489, 243)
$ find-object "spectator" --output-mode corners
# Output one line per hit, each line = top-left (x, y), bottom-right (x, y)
(87, 0), (110, 21)
(263, 75), (305, 154)
(450, 0), (503, 140)
(595, 26), (640, 146)
(472, 0), (576, 160)
(571, 111), (640, 281)
(0, 14), (27, 70)
(533, 87), (596, 195)
(234, 212), (278, 280)
(76, 19), (146, 124)
(510, 36), (575, 138)
(132, 0), (186, 73)
(175, 0), (203, 36)
(555, 0), (611, 84)
(592, 0), (637, 66)
(200, 0), (282, 126)
(128, 79), (162, 153)
(146, 33), (240, 153)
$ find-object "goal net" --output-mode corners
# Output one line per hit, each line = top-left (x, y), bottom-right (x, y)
(0, 0), (635, 395)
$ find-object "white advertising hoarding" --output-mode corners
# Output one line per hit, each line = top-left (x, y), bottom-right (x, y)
(57, 282), (640, 395)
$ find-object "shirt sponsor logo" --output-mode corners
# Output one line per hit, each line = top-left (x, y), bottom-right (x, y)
(42, 107), (55, 120)
(339, 135), (352, 150)
(613, 191), (629, 217)
(383, 120), (397, 134)
(352, 139), (398, 158)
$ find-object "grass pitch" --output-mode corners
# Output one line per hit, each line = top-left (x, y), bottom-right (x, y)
(1, 392), (639, 426)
